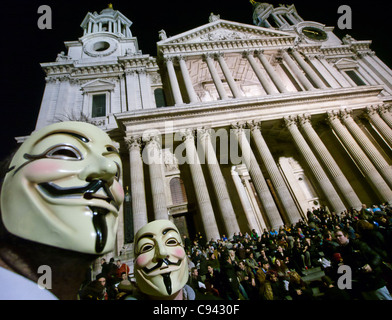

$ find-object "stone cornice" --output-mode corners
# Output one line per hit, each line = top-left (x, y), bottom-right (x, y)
(116, 86), (383, 135)
(158, 36), (296, 56)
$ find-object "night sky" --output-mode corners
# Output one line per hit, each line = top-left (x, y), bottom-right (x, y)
(1, 0), (391, 162)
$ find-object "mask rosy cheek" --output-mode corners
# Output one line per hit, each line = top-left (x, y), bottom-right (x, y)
(135, 255), (148, 267)
(113, 182), (125, 201)
(24, 161), (62, 180)
(174, 247), (186, 258)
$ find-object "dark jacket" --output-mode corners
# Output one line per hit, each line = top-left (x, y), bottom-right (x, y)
(337, 239), (386, 291)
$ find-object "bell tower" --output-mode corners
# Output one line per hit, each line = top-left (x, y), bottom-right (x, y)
(35, 4), (160, 131)
(251, 1), (303, 29)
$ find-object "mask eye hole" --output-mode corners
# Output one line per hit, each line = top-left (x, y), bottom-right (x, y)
(166, 238), (179, 247)
(139, 243), (154, 254)
(46, 145), (83, 160)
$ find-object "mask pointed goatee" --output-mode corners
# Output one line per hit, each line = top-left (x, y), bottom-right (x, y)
(162, 272), (172, 295)
(90, 206), (109, 253)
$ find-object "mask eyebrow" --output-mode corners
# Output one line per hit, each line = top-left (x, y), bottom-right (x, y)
(162, 228), (178, 235)
(50, 131), (90, 143)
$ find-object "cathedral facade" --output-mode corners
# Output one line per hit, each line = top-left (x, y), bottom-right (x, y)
(34, 3), (392, 255)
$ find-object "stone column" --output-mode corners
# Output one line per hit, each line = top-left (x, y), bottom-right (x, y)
(280, 49), (316, 91)
(204, 53), (228, 100)
(290, 49), (327, 89)
(180, 129), (220, 241)
(248, 121), (302, 224)
(142, 134), (168, 220)
(231, 168), (262, 232)
(197, 128), (240, 236)
(284, 116), (347, 213)
(340, 108), (392, 188)
(178, 56), (199, 103)
(327, 110), (392, 203)
(367, 105), (392, 148)
(244, 50), (276, 95)
(297, 114), (362, 210)
(256, 50), (288, 93)
(125, 136), (148, 234)
(379, 104), (392, 128)
(165, 56), (183, 105)
(216, 53), (243, 98)
(232, 122), (284, 230)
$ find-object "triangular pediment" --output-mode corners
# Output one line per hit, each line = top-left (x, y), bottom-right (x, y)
(81, 79), (115, 92)
(334, 58), (359, 70)
(157, 19), (295, 46)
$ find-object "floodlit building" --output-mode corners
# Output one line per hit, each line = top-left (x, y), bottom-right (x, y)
(33, 3), (392, 255)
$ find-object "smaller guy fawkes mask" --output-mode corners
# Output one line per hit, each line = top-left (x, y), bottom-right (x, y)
(134, 220), (188, 297)
(0, 121), (124, 254)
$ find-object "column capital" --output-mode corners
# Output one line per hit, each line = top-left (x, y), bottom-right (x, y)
(339, 108), (354, 122)
(242, 49), (255, 58)
(142, 132), (162, 149)
(164, 55), (177, 63)
(327, 110), (341, 122)
(247, 120), (262, 132)
(366, 105), (380, 117)
(202, 52), (216, 61)
(283, 115), (298, 128)
(197, 127), (213, 141)
(297, 113), (312, 127)
(125, 135), (142, 151)
(179, 128), (196, 141)
(231, 121), (247, 133)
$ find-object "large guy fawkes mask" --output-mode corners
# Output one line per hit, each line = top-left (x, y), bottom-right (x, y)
(134, 220), (188, 297)
(0, 121), (124, 254)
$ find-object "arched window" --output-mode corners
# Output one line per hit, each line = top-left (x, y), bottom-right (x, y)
(170, 177), (187, 205)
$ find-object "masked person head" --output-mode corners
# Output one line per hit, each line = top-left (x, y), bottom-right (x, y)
(134, 220), (189, 298)
(0, 121), (124, 255)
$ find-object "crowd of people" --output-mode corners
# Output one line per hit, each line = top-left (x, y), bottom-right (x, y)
(79, 202), (392, 300)
(185, 203), (392, 300)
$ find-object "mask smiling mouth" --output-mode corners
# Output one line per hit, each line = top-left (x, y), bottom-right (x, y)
(38, 180), (120, 254)
(38, 180), (120, 211)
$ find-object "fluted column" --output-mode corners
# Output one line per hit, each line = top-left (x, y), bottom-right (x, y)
(248, 121), (302, 224)
(366, 105), (392, 147)
(125, 136), (148, 234)
(197, 128), (240, 235)
(290, 49), (327, 89)
(178, 56), (199, 103)
(180, 129), (220, 241)
(244, 50), (276, 95)
(204, 53), (228, 100)
(142, 134), (168, 220)
(379, 104), (392, 128)
(284, 116), (347, 213)
(280, 49), (316, 91)
(165, 56), (183, 105)
(256, 50), (288, 93)
(340, 109), (392, 188)
(327, 110), (392, 203)
(231, 168), (262, 232)
(297, 114), (362, 210)
(216, 52), (243, 98)
(232, 122), (284, 230)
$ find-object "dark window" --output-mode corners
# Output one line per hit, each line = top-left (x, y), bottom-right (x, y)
(92, 94), (106, 117)
(345, 70), (366, 86)
(154, 88), (167, 108)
